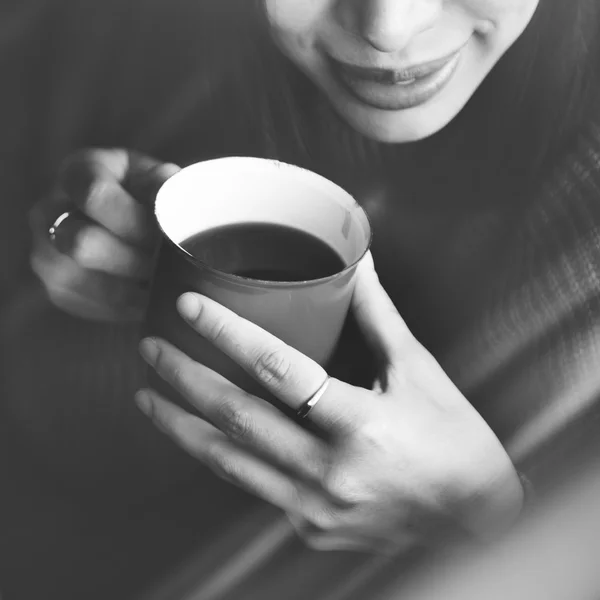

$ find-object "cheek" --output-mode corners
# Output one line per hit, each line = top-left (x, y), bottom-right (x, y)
(452, 0), (540, 65)
(457, 0), (540, 25)
(264, 0), (328, 60)
(264, 0), (327, 34)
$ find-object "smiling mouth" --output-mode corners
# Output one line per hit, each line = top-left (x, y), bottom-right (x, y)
(325, 47), (465, 111)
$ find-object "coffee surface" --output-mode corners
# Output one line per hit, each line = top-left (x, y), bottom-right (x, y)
(181, 223), (346, 282)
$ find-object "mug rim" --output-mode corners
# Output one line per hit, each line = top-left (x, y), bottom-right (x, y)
(154, 156), (373, 288)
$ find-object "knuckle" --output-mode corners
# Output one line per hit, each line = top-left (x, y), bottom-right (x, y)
(215, 399), (254, 442)
(205, 317), (228, 344)
(207, 446), (243, 484)
(182, 302), (231, 345)
(168, 364), (187, 391)
(149, 404), (169, 433)
(60, 149), (127, 204)
(72, 228), (105, 268)
(153, 346), (182, 386)
(169, 412), (197, 442)
(323, 471), (365, 508)
(85, 178), (115, 213)
(153, 406), (187, 441)
(351, 417), (387, 450)
(308, 507), (341, 533)
(192, 304), (227, 342)
(285, 484), (305, 513)
(252, 347), (292, 388)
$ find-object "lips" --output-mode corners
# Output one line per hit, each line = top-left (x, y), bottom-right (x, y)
(326, 48), (464, 111)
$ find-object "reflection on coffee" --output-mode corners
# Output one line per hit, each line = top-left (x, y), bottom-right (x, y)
(181, 223), (346, 282)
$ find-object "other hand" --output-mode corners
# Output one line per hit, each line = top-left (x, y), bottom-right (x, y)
(136, 253), (524, 553)
(30, 148), (180, 321)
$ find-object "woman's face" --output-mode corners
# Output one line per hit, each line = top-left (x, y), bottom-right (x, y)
(265, 0), (541, 143)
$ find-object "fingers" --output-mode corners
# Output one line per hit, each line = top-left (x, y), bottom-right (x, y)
(71, 225), (153, 279)
(352, 252), (414, 362)
(175, 293), (359, 431)
(139, 338), (327, 482)
(121, 150), (181, 206)
(31, 248), (148, 321)
(29, 148), (179, 321)
(79, 178), (155, 247)
(134, 389), (307, 513)
(58, 148), (180, 246)
(289, 514), (415, 554)
(31, 204), (147, 321)
(59, 148), (180, 205)
(30, 199), (150, 321)
(50, 211), (153, 279)
(59, 149), (148, 245)
(286, 514), (352, 551)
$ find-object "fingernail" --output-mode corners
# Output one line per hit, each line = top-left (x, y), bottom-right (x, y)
(139, 338), (159, 365)
(160, 163), (181, 179)
(177, 293), (201, 321)
(135, 389), (154, 417)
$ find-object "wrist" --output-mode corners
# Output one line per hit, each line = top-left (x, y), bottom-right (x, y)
(456, 449), (526, 541)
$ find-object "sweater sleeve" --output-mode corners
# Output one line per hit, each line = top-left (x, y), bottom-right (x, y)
(448, 124), (600, 496)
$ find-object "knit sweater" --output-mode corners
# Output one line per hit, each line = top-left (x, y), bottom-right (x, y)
(1, 2), (600, 599)
(148, 119), (600, 600)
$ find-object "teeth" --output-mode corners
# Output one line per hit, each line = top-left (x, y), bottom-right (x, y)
(341, 66), (418, 86)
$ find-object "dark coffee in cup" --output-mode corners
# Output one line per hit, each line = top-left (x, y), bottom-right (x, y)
(181, 223), (347, 282)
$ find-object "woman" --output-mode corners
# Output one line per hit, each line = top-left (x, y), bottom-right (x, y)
(6, 0), (600, 597)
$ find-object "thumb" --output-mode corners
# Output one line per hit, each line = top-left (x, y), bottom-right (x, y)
(59, 148), (181, 208)
(352, 252), (413, 362)
(122, 150), (181, 207)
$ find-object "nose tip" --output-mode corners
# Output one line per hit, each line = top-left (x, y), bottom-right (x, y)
(363, 29), (409, 54)
(350, 0), (440, 53)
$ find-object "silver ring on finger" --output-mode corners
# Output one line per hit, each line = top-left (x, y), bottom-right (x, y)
(296, 376), (331, 420)
(49, 210), (73, 243)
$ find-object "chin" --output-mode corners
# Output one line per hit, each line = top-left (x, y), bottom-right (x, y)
(312, 68), (477, 143)
(332, 97), (468, 144)
(347, 115), (452, 144)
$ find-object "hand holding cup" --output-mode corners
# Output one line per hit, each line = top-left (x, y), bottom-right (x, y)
(30, 149), (180, 321)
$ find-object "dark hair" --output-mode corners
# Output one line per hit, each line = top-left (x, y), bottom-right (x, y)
(147, 0), (600, 206)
